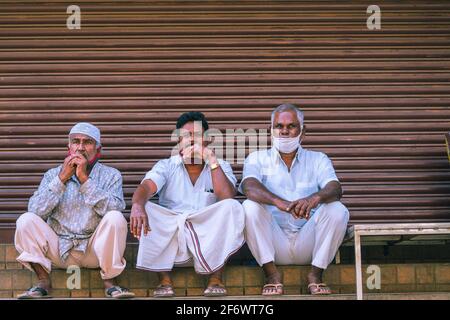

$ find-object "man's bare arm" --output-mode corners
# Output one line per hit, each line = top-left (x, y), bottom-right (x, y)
(316, 181), (342, 203)
(132, 180), (157, 207)
(241, 177), (290, 213)
(211, 166), (237, 200)
(130, 179), (158, 239)
(288, 181), (342, 220)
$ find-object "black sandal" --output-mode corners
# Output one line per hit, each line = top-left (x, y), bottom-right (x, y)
(17, 286), (52, 299)
(105, 286), (135, 299)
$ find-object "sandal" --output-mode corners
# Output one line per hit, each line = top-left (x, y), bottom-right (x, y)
(203, 284), (227, 297)
(308, 283), (332, 295)
(105, 286), (135, 299)
(17, 286), (52, 299)
(262, 283), (284, 296)
(153, 284), (175, 298)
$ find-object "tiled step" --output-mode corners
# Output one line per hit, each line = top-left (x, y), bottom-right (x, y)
(1, 292), (450, 300)
(1, 244), (449, 299)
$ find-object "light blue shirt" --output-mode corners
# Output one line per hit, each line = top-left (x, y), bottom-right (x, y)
(28, 162), (126, 260)
(239, 147), (339, 232)
(142, 155), (237, 214)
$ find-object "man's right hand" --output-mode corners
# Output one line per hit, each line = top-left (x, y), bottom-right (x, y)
(274, 198), (310, 220)
(130, 203), (151, 240)
(274, 198), (292, 214)
(58, 155), (77, 183)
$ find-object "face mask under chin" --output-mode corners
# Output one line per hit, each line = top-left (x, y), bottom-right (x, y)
(271, 133), (302, 154)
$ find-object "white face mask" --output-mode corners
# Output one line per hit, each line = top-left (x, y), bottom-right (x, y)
(271, 132), (302, 153)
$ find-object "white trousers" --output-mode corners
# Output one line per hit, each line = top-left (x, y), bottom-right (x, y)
(15, 211), (128, 280)
(242, 200), (349, 269)
(136, 199), (245, 274)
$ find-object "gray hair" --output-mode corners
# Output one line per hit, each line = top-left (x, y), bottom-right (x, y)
(271, 103), (304, 129)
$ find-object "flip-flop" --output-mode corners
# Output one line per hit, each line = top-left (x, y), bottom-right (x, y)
(17, 286), (52, 299)
(203, 284), (227, 297)
(105, 286), (135, 299)
(308, 283), (332, 295)
(262, 283), (284, 296)
(153, 284), (175, 298)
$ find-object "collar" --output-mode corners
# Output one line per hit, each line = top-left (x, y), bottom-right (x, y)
(172, 154), (184, 166)
(270, 146), (303, 166)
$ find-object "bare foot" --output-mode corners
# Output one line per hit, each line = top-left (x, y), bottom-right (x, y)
(204, 268), (227, 296)
(262, 262), (283, 295)
(307, 266), (331, 295)
(154, 271), (175, 297)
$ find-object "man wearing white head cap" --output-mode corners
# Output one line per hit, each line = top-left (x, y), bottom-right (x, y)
(14, 122), (135, 299)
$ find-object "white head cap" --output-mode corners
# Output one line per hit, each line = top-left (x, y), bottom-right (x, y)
(69, 122), (101, 146)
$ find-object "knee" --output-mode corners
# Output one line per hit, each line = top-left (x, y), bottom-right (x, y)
(221, 198), (241, 209)
(221, 198), (245, 218)
(242, 199), (263, 222)
(15, 212), (40, 231)
(102, 211), (127, 230)
(320, 201), (349, 225)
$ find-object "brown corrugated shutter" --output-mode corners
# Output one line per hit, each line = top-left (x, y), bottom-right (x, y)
(1, 1), (450, 242)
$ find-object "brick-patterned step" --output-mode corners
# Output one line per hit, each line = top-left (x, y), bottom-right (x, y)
(1, 292), (450, 300)
(1, 245), (449, 298)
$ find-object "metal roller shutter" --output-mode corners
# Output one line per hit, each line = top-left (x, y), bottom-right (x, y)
(1, 0), (449, 242)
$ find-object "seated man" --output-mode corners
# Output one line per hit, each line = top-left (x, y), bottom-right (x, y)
(15, 122), (134, 299)
(131, 111), (245, 297)
(240, 103), (349, 296)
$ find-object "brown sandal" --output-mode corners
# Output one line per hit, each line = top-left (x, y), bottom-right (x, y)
(204, 284), (227, 297)
(153, 284), (175, 298)
(308, 283), (332, 295)
(262, 283), (284, 296)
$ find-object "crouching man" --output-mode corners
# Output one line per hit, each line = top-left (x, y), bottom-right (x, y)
(15, 122), (134, 299)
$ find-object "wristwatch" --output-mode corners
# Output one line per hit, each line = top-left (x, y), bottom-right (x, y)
(210, 162), (220, 170)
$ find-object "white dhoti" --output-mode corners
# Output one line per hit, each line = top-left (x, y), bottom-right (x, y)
(136, 199), (245, 274)
(242, 200), (349, 269)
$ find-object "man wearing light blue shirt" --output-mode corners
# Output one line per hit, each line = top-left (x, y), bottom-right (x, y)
(15, 123), (134, 299)
(240, 103), (349, 296)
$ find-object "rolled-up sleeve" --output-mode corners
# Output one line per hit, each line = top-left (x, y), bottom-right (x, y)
(28, 168), (65, 220)
(316, 153), (340, 189)
(218, 160), (237, 187)
(238, 151), (263, 194)
(80, 170), (126, 216)
(141, 159), (168, 194)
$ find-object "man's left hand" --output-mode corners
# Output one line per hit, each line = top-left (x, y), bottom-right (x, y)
(201, 145), (216, 164)
(182, 144), (217, 164)
(70, 154), (89, 184)
(286, 194), (321, 220)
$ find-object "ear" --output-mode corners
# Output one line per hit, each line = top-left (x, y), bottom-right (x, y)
(204, 139), (212, 147)
(300, 125), (306, 139)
